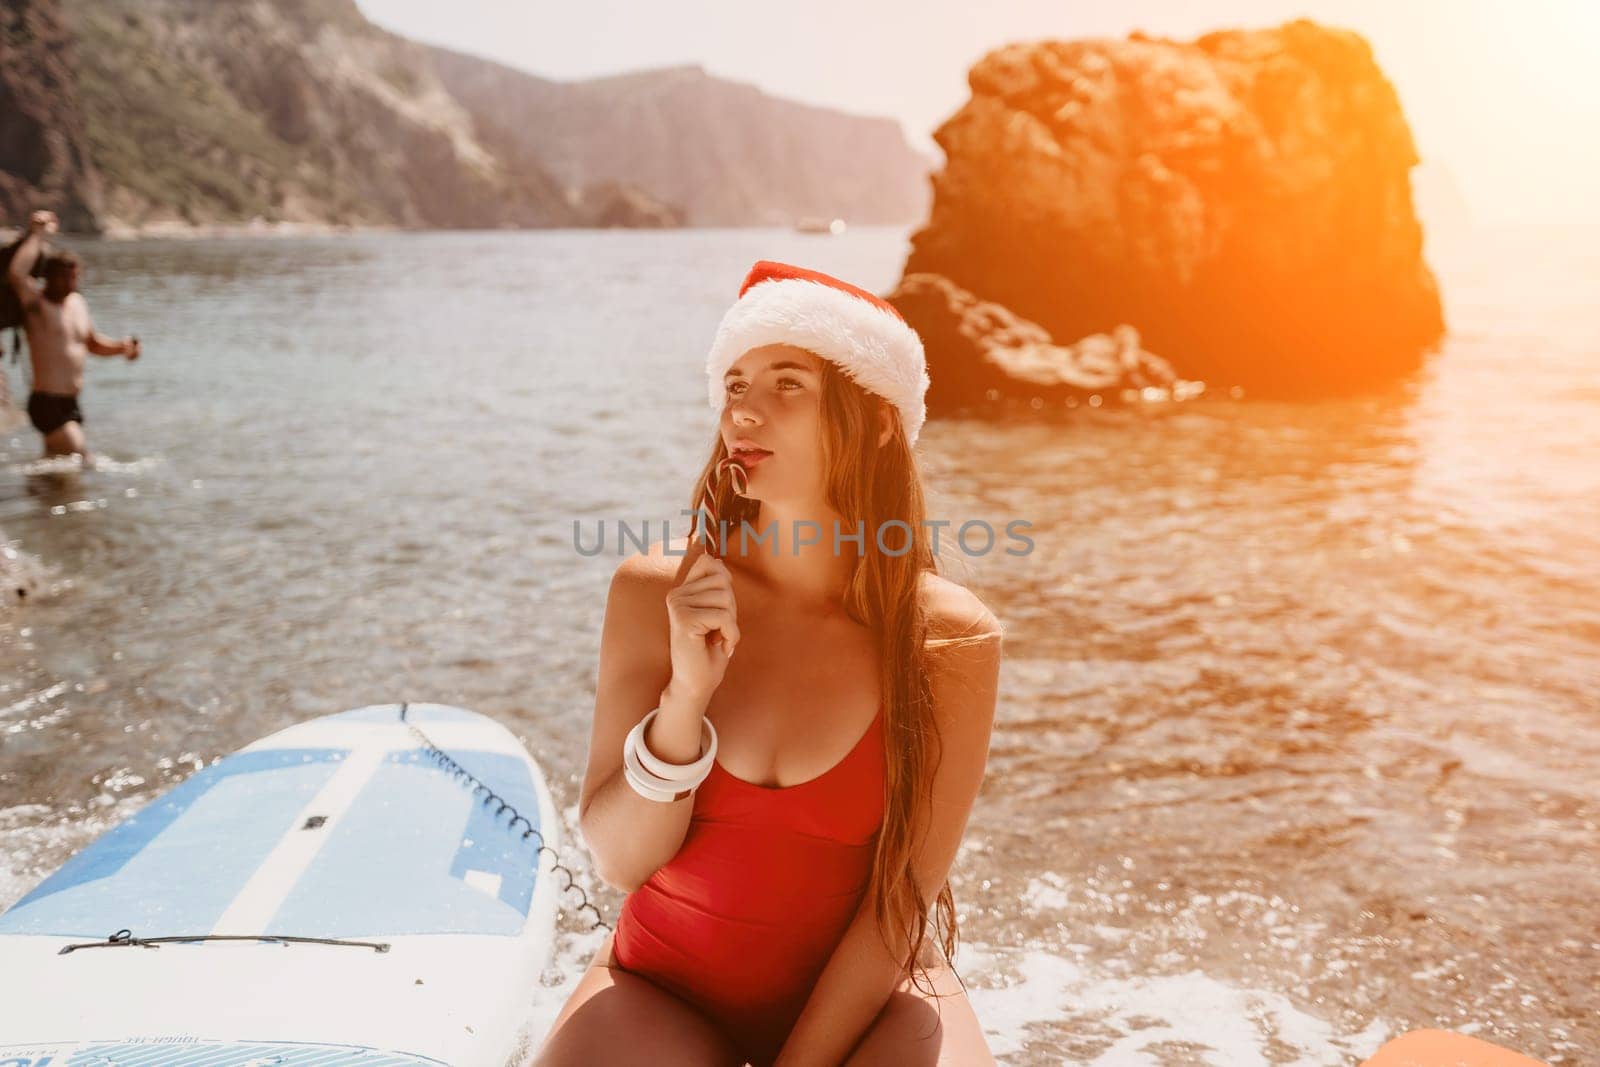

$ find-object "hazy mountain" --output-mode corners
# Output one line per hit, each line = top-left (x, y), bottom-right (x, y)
(427, 48), (935, 227)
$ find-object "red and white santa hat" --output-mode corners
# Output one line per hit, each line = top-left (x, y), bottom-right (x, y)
(705, 260), (930, 446)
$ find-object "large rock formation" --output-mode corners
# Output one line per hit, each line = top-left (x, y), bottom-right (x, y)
(0, 0), (102, 231)
(428, 50), (935, 227)
(902, 20), (1444, 398)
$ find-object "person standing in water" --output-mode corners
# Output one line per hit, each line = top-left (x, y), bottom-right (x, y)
(537, 261), (1002, 1066)
(5, 210), (140, 460)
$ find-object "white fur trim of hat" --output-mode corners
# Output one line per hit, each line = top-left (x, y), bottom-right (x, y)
(705, 260), (930, 446)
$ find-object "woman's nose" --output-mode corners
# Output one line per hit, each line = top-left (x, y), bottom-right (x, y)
(728, 394), (763, 425)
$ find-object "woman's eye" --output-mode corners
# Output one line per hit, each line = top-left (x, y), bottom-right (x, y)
(726, 378), (803, 397)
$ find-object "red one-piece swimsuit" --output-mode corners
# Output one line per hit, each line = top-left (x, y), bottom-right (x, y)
(612, 701), (887, 1067)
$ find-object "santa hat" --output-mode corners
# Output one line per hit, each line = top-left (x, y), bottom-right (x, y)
(705, 260), (930, 446)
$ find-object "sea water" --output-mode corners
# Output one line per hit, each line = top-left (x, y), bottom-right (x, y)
(1, 224), (1596, 1064)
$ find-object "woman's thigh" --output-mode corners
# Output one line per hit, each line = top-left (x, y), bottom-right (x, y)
(532, 932), (747, 1067)
(842, 958), (996, 1067)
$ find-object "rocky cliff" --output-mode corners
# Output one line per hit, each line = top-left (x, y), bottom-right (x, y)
(902, 20), (1445, 397)
(60, 0), (588, 232)
(0, 0), (102, 230)
(427, 49), (934, 227)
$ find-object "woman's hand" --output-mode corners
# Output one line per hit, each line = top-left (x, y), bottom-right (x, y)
(664, 542), (741, 703)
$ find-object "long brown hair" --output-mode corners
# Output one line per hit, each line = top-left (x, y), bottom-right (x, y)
(690, 359), (987, 997)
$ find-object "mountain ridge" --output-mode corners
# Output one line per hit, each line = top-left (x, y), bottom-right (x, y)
(424, 43), (934, 227)
(0, 0), (931, 233)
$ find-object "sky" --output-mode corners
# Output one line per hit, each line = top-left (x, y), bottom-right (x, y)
(357, 0), (1600, 225)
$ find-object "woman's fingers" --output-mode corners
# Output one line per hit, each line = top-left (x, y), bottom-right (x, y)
(671, 575), (738, 612)
(683, 552), (733, 585)
(673, 603), (741, 650)
(671, 539), (714, 585)
(676, 602), (740, 638)
(670, 560), (737, 606)
(667, 552), (739, 656)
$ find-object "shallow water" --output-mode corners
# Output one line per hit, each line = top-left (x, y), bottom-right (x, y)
(1, 224), (1596, 1064)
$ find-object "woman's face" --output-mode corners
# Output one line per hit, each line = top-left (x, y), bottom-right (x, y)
(720, 344), (828, 507)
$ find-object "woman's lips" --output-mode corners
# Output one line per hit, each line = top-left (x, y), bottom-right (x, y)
(730, 449), (772, 468)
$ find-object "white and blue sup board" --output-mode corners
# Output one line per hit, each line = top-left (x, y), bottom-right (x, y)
(0, 703), (563, 1066)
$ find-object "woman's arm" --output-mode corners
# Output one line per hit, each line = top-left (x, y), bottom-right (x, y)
(774, 581), (1004, 1067)
(577, 551), (704, 891)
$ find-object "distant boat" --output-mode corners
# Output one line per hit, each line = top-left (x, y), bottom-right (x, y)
(795, 217), (847, 235)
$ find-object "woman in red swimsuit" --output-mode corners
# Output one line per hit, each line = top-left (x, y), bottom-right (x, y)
(536, 261), (1003, 1066)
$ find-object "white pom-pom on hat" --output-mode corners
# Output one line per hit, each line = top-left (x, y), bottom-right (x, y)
(705, 260), (930, 446)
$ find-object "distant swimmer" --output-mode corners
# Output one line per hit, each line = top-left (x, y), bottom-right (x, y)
(5, 210), (140, 461)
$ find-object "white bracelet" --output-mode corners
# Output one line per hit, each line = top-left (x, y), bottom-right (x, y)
(621, 709), (718, 802)
(631, 708), (718, 783)
(623, 741), (686, 802)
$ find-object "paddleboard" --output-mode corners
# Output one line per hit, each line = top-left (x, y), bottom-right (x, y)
(0, 702), (562, 1066)
(1361, 1028), (1550, 1066)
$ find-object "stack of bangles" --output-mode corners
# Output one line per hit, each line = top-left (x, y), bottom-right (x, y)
(623, 707), (720, 802)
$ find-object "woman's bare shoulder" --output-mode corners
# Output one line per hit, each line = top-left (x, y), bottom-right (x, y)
(918, 572), (1003, 738)
(600, 543), (694, 659)
(918, 571), (1004, 640)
